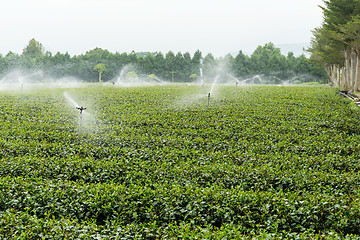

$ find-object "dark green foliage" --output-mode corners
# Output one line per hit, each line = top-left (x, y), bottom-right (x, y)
(308, 0), (360, 89)
(0, 41), (326, 83)
(22, 38), (45, 60)
(322, 0), (360, 29)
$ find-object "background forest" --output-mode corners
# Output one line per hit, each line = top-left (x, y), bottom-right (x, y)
(0, 40), (326, 84)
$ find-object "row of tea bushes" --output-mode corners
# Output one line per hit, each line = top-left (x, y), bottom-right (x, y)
(1, 176), (360, 234)
(1, 85), (360, 237)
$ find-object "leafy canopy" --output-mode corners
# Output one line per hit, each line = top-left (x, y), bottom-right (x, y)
(22, 38), (44, 59)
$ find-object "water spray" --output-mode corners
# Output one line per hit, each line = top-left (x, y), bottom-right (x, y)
(226, 73), (241, 86)
(76, 106), (86, 134)
(154, 77), (165, 85)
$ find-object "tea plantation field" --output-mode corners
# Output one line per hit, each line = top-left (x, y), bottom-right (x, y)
(1, 84), (360, 239)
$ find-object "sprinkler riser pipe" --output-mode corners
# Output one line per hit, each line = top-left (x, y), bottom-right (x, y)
(76, 106), (86, 135)
(207, 92), (210, 109)
(79, 113), (83, 134)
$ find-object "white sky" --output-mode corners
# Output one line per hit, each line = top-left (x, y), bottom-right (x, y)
(1, 0), (324, 57)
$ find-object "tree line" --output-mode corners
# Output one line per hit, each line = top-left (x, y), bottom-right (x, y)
(308, 0), (360, 90)
(0, 39), (326, 84)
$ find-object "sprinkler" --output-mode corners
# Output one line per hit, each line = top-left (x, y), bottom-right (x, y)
(236, 82), (238, 88)
(207, 92), (211, 109)
(76, 106), (86, 134)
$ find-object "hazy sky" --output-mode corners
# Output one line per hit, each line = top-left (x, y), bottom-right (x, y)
(1, 0), (324, 57)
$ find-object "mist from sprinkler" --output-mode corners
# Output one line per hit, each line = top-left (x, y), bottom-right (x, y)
(237, 75), (263, 84)
(64, 92), (88, 135)
(114, 69), (125, 85)
(0, 69), (86, 91)
(112, 67), (162, 87)
(209, 75), (219, 96)
(199, 59), (205, 91)
(153, 77), (165, 84)
(226, 73), (241, 86)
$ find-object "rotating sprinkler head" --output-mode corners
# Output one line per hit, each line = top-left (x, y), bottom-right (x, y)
(76, 106), (86, 113)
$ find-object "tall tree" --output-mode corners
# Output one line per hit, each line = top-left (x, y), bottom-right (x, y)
(4, 52), (22, 71)
(22, 38), (45, 59)
(153, 52), (166, 78)
(322, 0), (360, 29)
(233, 51), (251, 77)
(93, 63), (107, 82)
(165, 51), (176, 82)
(308, 0), (360, 89)
(191, 50), (202, 77)
(202, 53), (217, 79)
(337, 15), (360, 89)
